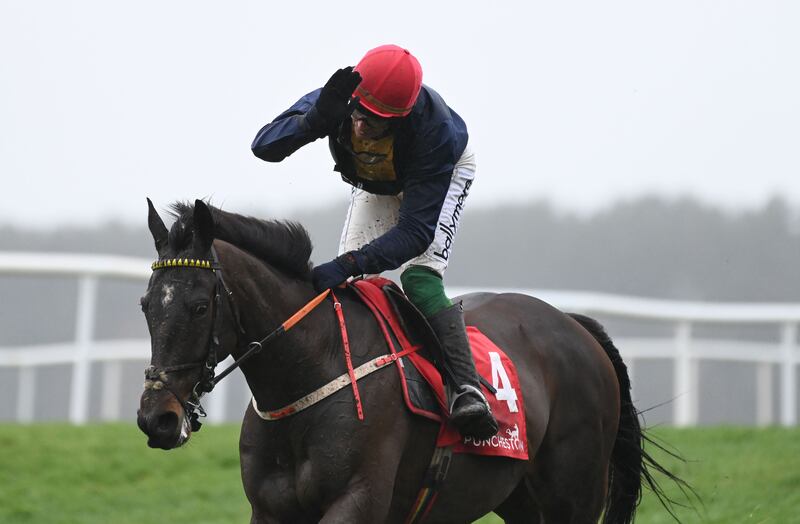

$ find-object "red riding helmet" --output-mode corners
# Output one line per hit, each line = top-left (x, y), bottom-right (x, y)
(353, 45), (423, 118)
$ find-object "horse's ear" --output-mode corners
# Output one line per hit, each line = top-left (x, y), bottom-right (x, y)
(147, 198), (169, 256)
(193, 199), (215, 253)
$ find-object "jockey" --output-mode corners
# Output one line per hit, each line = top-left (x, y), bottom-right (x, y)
(251, 45), (498, 440)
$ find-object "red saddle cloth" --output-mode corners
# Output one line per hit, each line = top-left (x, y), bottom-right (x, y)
(351, 279), (528, 461)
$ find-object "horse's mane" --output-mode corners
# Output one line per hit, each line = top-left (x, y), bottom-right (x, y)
(168, 201), (313, 279)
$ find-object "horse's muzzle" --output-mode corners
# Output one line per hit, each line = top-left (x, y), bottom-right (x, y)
(137, 392), (190, 449)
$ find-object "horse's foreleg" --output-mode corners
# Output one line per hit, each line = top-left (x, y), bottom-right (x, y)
(249, 511), (282, 524)
(318, 476), (393, 524)
(318, 418), (413, 523)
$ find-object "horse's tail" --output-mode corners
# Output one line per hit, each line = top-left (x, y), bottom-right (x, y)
(568, 313), (691, 524)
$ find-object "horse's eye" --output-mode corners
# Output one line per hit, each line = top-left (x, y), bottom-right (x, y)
(192, 302), (209, 317)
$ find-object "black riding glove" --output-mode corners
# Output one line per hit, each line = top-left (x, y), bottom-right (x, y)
(309, 66), (362, 133)
(312, 251), (366, 292)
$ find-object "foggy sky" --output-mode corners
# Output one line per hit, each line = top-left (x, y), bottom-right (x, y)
(1, 0), (798, 229)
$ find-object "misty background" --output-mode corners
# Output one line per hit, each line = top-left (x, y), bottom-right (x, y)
(2, 1), (799, 228)
(3, 195), (800, 302)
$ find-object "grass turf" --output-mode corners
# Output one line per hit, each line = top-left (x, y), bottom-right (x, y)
(0, 424), (798, 523)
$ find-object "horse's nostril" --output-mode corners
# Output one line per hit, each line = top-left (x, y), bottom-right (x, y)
(156, 412), (178, 433)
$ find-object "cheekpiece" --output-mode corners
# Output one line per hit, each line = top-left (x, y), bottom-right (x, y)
(151, 258), (216, 271)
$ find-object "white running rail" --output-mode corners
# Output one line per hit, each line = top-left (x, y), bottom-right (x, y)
(1, 252), (798, 426)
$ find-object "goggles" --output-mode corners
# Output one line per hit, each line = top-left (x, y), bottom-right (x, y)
(351, 107), (390, 132)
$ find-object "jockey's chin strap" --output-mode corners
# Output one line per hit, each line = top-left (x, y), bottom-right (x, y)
(144, 247), (330, 432)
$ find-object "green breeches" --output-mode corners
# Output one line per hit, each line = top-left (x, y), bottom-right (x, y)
(400, 265), (453, 318)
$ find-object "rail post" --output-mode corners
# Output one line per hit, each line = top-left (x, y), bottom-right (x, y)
(69, 275), (97, 424)
(673, 320), (697, 426)
(755, 361), (774, 426)
(780, 322), (797, 426)
(17, 366), (36, 423)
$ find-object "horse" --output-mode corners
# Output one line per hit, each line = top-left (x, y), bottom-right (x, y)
(137, 199), (679, 524)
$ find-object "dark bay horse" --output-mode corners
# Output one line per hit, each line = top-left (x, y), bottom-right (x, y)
(137, 199), (676, 524)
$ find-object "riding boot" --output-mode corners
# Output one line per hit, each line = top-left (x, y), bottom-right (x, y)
(426, 303), (499, 440)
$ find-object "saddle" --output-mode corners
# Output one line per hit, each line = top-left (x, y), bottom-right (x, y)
(350, 278), (528, 460)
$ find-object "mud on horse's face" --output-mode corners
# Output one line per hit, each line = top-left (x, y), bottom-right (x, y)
(136, 199), (218, 450)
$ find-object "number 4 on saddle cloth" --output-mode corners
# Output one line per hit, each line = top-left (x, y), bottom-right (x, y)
(350, 278), (528, 461)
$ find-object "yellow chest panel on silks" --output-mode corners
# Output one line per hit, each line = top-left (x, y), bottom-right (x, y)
(350, 130), (397, 182)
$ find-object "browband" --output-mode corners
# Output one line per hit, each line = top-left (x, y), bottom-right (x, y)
(151, 258), (216, 271)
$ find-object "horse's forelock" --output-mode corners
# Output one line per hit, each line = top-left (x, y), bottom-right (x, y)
(166, 203), (196, 253)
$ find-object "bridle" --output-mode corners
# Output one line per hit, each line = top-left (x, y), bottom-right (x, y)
(144, 247), (240, 431)
(143, 247), (332, 432)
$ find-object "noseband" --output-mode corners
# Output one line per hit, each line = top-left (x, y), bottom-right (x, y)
(143, 247), (331, 432)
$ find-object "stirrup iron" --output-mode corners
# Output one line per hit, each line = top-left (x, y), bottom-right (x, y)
(449, 384), (490, 414)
